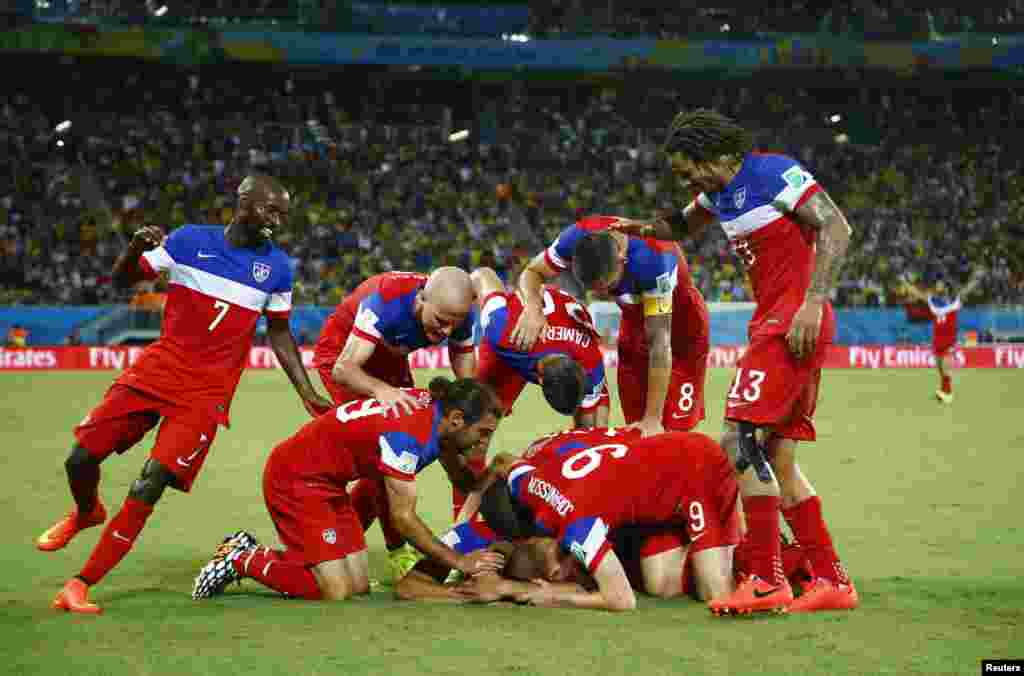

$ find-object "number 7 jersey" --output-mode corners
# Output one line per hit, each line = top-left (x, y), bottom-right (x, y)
(121, 225), (293, 425)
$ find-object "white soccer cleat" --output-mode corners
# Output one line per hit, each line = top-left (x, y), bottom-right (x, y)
(935, 390), (953, 404)
(192, 530), (259, 600)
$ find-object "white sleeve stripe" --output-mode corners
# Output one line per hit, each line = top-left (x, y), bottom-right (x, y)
(353, 306), (383, 340)
(266, 291), (293, 313)
(773, 176), (818, 212)
(581, 518), (609, 567)
(546, 244), (568, 270)
(141, 246), (174, 273)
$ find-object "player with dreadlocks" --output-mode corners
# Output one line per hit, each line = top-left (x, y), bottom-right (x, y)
(611, 109), (858, 614)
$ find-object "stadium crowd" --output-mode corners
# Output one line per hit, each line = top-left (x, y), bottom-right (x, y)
(0, 63), (1021, 309)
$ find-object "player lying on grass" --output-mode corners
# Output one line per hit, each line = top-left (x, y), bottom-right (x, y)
(312, 267), (479, 580)
(191, 378), (506, 602)
(39, 174), (333, 615)
(459, 428), (749, 612)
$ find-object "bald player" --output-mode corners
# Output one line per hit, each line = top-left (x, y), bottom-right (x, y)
(313, 267), (481, 579)
(40, 173), (333, 614)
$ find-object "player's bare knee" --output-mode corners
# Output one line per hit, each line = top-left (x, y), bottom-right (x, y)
(645, 574), (682, 599)
(129, 459), (175, 505)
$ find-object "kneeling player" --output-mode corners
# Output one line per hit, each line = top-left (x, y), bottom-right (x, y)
(191, 378), (505, 602)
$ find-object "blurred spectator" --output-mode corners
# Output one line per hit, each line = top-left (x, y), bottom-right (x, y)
(6, 324), (28, 347)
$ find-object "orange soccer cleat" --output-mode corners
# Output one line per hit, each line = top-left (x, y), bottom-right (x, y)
(709, 574), (793, 616)
(52, 578), (102, 615)
(36, 500), (107, 552)
(788, 577), (859, 613)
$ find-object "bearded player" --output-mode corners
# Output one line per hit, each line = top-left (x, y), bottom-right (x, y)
(312, 267), (479, 579)
(191, 378), (505, 602)
(511, 215), (709, 439)
(612, 109), (856, 613)
(902, 272), (983, 403)
(39, 174), (333, 614)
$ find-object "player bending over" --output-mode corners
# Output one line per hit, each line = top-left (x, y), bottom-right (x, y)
(39, 174), (332, 615)
(611, 109), (857, 613)
(191, 378), (505, 602)
(512, 210), (710, 438)
(312, 267), (478, 580)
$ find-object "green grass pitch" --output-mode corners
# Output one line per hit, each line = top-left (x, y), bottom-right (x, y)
(2, 368), (1022, 675)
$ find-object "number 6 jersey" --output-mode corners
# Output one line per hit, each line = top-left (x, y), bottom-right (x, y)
(507, 430), (739, 574)
(123, 225), (293, 425)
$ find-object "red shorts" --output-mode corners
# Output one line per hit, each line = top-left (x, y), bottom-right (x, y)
(477, 343), (610, 416)
(263, 457), (366, 567)
(74, 384), (219, 492)
(618, 350), (708, 431)
(724, 331), (828, 442)
(317, 349), (414, 405)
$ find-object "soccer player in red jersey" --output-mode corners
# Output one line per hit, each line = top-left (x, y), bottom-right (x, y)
(611, 110), (857, 613)
(312, 268), (479, 578)
(313, 268), (477, 413)
(191, 378), (505, 602)
(474, 267), (609, 428)
(902, 273), (983, 403)
(39, 174), (333, 614)
(511, 215), (710, 439)
(472, 430), (747, 611)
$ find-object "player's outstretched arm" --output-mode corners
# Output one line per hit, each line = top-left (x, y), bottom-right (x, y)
(514, 551), (637, 612)
(511, 253), (559, 351)
(607, 205), (716, 242)
(112, 225), (164, 288)
(634, 314), (672, 437)
(385, 476), (505, 576)
(266, 317), (332, 417)
(394, 561), (476, 603)
(787, 190), (852, 359)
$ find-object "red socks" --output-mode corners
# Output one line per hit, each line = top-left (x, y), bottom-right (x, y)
(79, 497), (154, 585)
(232, 547), (322, 600)
(783, 496), (849, 585)
(349, 479), (404, 550)
(741, 495), (784, 585)
(941, 375), (952, 394)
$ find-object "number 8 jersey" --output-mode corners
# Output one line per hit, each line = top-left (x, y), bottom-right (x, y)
(123, 225), (293, 426)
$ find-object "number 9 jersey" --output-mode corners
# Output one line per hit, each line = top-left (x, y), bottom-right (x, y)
(126, 225), (293, 426)
(506, 430), (740, 575)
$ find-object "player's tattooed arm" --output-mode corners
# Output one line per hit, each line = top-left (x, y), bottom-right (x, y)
(267, 317), (332, 417)
(793, 190), (852, 302)
(787, 190), (851, 358)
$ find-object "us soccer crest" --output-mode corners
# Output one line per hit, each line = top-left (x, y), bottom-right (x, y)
(252, 261), (271, 283)
(733, 186), (747, 210)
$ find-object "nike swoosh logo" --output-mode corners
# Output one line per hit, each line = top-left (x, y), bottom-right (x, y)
(752, 586), (782, 598)
(197, 252), (217, 259)
(671, 413), (691, 419)
(113, 531), (132, 543)
(177, 448), (203, 467)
